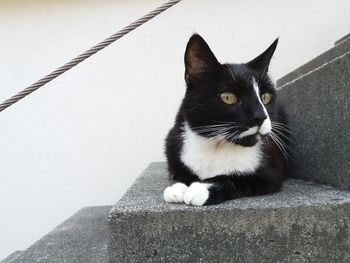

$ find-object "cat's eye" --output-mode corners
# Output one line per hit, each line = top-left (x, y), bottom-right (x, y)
(220, 92), (237, 105)
(261, 93), (272, 105)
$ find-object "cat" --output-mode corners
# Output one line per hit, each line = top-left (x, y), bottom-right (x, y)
(164, 34), (290, 206)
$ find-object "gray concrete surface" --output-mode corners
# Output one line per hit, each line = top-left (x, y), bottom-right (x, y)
(277, 36), (350, 87)
(0, 251), (22, 263)
(335, 33), (350, 46)
(108, 163), (350, 263)
(9, 206), (111, 263)
(277, 45), (350, 190)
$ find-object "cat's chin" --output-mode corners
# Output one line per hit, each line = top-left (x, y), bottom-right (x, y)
(234, 134), (261, 147)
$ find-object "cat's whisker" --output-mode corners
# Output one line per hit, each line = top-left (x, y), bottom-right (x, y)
(269, 133), (288, 161)
(271, 124), (295, 137)
(272, 124), (293, 132)
(193, 125), (239, 135)
(228, 135), (238, 144)
(272, 130), (295, 141)
(269, 131), (294, 162)
(194, 129), (233, 136)
(271, 121), (294, 131)
(225, 131), (240, 144)
(271, 121), (292, 129)
(271, 123), (293, 132)
(272, 128), (295, 144)
(196, 128), (241, 144)
(275, 136), (293, 154)
(196, 123), (234, 127)
(271, 120), (292, 128)
(201, 129), (232, 141)
(194, 128), (224, 134)
(192, 125), (229, 130)
(194, 127), (237, 133)
(192, 123), (238, 131)
(271, 130), (292, 150)
(213, 121), (238, 124)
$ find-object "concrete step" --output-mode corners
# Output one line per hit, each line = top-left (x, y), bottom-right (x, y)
(277, 37), (350, 190)
(7, 206), (111, 263)
(0, 251), (23, 263)
(335, 33), (350, 46)
(277, 35), (350, 88)
(108, 163), (350, 263)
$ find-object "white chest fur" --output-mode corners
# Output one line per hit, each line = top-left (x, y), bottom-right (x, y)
(180, 123), (263, 180)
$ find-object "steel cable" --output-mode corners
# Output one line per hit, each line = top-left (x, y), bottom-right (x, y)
(0, 0), (182, 112)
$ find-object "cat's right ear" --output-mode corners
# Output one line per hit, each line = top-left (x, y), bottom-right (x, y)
(184, 34), (220, 84)
(246, 38), (279, 76)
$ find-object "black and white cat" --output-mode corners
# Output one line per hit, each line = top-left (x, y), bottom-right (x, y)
(164, 34), (289, 206)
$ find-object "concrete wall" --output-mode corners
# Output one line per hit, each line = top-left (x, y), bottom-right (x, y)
(0, 0), (349, 259)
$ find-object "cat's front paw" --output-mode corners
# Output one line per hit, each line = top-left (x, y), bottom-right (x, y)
(184, 182), (211, 206)
(164, 182), (188, 203)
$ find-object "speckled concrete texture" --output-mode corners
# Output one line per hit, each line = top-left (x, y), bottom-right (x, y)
(108, 163), (350, 263)
(9, 206), (111, 263)
(0, 251), (22, 263)
(335, 33), (350, 46)
(277, 47), (350, 190)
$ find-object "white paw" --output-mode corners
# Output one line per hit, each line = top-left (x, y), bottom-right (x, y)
(164, 183), (188, 203)
(184, 182), (211, 206)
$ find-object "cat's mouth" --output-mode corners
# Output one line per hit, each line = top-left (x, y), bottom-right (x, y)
(234, 125), (270, 146)
(238, 126), (266, 138)
(235, 133), (261, 147)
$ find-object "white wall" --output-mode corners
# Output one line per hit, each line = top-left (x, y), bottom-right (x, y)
(0, 0), (349, 259)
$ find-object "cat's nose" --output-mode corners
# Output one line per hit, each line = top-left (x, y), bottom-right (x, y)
(251, 111), (267, 126)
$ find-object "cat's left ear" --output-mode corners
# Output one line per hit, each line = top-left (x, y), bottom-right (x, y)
(184, 34), (220, 84)
(247, 38), (279, 76)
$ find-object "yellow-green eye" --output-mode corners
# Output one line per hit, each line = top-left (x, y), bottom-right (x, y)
(220, 92), (237, 105)
(261, 93), (272, 104)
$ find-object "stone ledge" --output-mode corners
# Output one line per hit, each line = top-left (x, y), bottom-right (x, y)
(108, 163), (350, 263)
(0, 251), (23, 263)
(10, 206), (111, 263)
(277, 46), (350, 190)
(335, 33), (350, 46)
(277, 36), (350, 87)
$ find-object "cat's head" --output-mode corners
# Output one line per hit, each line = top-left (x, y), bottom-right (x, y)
(182, 34), (279, 147)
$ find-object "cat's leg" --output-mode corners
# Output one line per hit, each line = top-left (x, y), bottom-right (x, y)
(184, 174), (283, 206)
(183, 181), (234, 206)
(164, 160), (199, 203)
(163, 168), (197, 204)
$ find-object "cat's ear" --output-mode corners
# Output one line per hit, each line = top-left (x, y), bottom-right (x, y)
(247, 38), (279, 75)
(184, 34), (220, 83)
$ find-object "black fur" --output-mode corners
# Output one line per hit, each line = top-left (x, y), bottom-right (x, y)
(165, 34), (289, 205)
